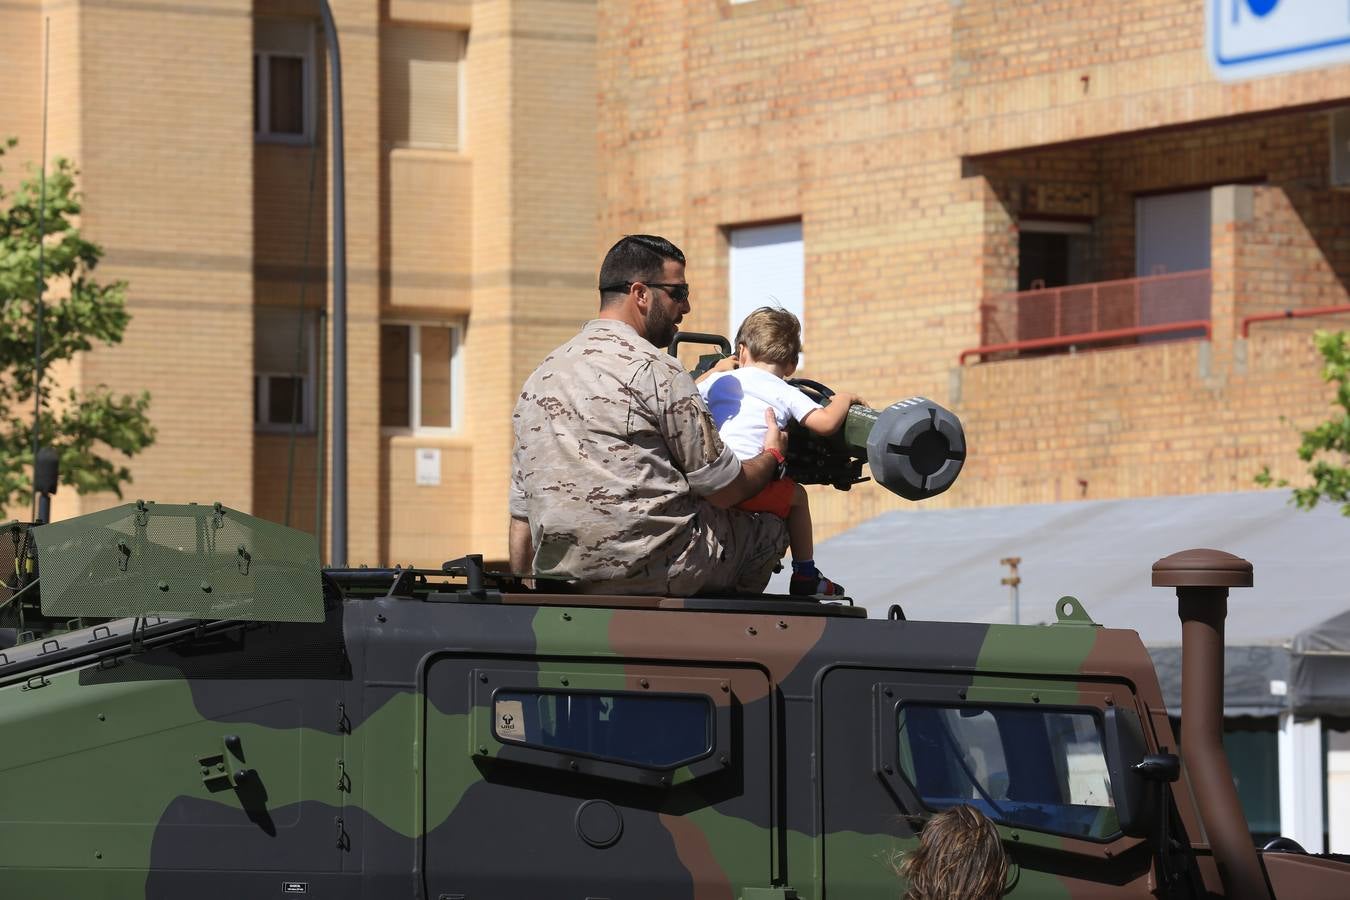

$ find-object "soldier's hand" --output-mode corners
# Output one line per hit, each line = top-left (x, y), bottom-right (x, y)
(711, 355), (739, 373)
(762, 408), (786, 456)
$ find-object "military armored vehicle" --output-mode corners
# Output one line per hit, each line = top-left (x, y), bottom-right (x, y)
(1, 361), (1347, 898)
(3, 504), (1347, 899)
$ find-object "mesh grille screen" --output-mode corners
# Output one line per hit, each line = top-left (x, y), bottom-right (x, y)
(35, 503), (323, 622)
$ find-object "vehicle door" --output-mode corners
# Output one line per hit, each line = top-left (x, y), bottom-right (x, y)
(423, 654), (773, 900)
(820, 667), (1160, 898)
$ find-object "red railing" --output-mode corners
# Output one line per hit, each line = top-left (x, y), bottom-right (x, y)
(1240, 304), (1350, 338)
(958, 320), (1212, 364)
(963, 269), (1212, 365)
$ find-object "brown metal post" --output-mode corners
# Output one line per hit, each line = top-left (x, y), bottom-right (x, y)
(1153, 549), (1271, 900)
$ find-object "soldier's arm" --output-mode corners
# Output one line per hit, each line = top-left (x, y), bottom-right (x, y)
(508, 430), (533, 572)
(704, 409), (784, 509)
(509, 516), (533, 573)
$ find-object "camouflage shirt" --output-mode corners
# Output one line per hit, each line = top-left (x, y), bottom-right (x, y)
(511, 319), (787, 595)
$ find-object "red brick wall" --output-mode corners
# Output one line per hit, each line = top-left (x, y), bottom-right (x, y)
(598, 0), (1350, 541)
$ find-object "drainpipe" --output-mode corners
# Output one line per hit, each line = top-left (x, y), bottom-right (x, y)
(1152, 549), (1271, 900)
(317, 0), (347, 566)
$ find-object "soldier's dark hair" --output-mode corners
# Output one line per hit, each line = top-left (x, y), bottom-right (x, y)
(598, 235), (686, 307)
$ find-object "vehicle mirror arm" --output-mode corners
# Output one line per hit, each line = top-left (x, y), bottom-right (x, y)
(1132, 753), (1189, 897)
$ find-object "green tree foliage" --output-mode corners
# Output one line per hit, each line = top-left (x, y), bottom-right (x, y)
(1256, 329), (1350, 516)
(0, 139), (155, 509)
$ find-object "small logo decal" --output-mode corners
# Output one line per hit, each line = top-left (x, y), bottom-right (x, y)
(282, 883), (309, 894)
(495, 699), (525, 741)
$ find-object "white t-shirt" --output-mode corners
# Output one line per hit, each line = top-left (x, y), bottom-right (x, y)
(698, 367), (822, 461)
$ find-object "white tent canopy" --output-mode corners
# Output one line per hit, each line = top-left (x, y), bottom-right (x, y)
(769, 490), (1350, 716)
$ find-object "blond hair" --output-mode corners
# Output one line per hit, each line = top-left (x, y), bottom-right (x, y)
(900, 805), (1009, 900)
(734, 306), (802, 367)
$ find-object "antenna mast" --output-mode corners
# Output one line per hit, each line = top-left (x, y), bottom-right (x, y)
(31, 18), (51, 521)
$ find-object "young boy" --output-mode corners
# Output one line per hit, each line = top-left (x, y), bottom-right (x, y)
(698, 306), (862, 597)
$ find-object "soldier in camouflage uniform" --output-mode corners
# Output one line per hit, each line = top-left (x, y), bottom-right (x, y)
(509, 235), (790, 595)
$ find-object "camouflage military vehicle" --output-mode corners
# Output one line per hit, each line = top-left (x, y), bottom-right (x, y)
(3, 503), (1348, 899)
(1, 376), (1347, 897)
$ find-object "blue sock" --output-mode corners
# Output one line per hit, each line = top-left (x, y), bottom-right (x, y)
(792, 559), (818, 577)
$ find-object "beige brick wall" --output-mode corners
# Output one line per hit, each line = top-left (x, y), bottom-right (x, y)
(0, 4), (41, 195)
(68, 0), (254, 514)
(0, 0), (599, 570)
(384, 151), (472, 312)
(384, 435), (473, 564)
(464, 0), (599, 562)
(954, 1), (1350, 156)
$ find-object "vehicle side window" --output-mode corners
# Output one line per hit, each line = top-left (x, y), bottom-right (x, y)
(897, 703), (1120, 841)
(493, 689), (712, 769)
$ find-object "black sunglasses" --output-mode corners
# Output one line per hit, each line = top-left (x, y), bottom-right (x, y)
(599, 281), (690, 303)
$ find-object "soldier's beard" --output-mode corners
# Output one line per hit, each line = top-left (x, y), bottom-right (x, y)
(644, 300), (679, 350)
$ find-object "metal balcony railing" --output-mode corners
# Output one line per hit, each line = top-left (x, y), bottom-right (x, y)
(962, 269), (1212, 365)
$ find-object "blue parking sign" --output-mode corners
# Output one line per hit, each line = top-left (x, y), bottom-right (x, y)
(1208, 0), (1350, 80)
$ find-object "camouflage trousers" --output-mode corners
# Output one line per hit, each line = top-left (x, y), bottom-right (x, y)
(567, 503), (790, 597)
(692, 505), (790, 595)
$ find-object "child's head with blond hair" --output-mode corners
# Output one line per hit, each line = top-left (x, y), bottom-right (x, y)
(900, 805), (1009, 900)
(734, 306), (802, 371)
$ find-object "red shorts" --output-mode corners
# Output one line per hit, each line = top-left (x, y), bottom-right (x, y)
(736, 477), (796, 519)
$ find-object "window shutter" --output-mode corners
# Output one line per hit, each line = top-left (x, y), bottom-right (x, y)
(256, 309), (310, 375)
(729, 222), (806, 349)
(381, 26), (463, 149)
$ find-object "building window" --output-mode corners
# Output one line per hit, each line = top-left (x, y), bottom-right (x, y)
(1135, 189), (1211, 278)
(381, 25), (465, 150)
(381, 322), (462, 432)
(255, 20), (315, 144)
(728, 220), (805, 354)
(255, 308), (317, 433)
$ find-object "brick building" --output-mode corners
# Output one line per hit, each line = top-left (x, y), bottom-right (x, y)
(2, 0), (1346, 559)
(595, 0), (1350, 541)
(0, 0), (597, 564)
